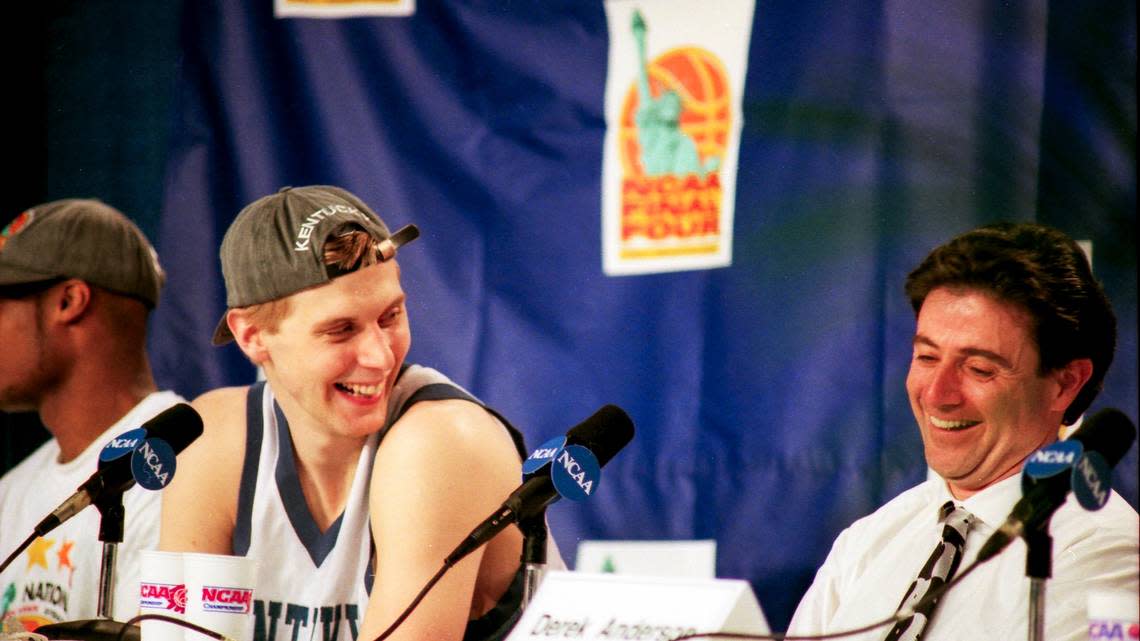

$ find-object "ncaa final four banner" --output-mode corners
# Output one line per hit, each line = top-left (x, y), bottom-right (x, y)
(602, 0), (755, 276)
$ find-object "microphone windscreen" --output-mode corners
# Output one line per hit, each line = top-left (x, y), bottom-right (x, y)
(143, 403), (205, 454)
(1071, 408), (1136, 468)
(565, 404), (635, 466)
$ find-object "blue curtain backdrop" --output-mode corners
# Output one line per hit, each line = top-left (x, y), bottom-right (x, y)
(146, 0), (1137, 631)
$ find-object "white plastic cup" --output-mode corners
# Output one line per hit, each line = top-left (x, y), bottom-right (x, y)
(1087, 590), (1139, 641)
(139, 550), (188, 641)
(182, 553), (257, 641)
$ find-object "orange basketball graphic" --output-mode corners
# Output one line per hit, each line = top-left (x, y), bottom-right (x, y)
(619, 46), (732, 177)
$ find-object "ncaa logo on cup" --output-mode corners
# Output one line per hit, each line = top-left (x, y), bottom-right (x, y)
(1088, 620), (1140, 640)
(140, 582), (186, 615)
(201, 585), (253, 614)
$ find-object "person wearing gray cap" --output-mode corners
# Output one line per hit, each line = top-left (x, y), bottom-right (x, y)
(0, 199), (186, 629)
(159, 186), (540, 641)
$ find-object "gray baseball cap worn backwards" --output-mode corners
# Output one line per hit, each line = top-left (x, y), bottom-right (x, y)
(212, 185), (419, 345)
(0, 199), (164, 307)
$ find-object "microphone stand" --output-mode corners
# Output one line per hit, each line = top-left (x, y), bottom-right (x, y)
(518, 511), (549, 609)
(1023, 519), (1053, 641)
(37, 490), (138, 641)
(94, 490), (126, 618)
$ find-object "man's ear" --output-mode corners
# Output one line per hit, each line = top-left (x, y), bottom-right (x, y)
(227, 309), (270, 365)
(1050, 357), (1094, 414)
(55, 280), (93, 324)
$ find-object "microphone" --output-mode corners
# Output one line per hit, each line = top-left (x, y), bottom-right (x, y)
(976, 408), (1136, 562)
(33, 403), (204, 537)
(444, 404), (635, 566)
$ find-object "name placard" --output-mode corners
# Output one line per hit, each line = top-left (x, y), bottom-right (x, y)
(506, 571), (769, 640)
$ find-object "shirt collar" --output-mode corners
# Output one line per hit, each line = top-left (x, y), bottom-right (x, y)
(936, 474), (1022, 533)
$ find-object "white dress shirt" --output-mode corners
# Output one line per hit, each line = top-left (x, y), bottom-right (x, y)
(788, 474), (1139, 641)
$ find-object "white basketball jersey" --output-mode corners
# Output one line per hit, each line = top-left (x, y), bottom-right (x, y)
(235, 380), (374, 641)
(233, 364), (528, 641)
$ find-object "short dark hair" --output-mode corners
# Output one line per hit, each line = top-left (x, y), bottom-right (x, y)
(904, 222), (1116, 425)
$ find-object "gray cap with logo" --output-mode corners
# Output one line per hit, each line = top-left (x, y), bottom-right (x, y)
(213, 185), (419, 344)
(0, 199), (164, 307)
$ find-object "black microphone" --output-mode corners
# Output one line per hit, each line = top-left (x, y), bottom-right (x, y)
(33, 403), (204, 537)
(444, 404), (636, 566)
(977, 408), (1136, 562)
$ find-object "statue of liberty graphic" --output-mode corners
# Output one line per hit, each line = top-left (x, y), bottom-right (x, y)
(631, 9), (720, 178)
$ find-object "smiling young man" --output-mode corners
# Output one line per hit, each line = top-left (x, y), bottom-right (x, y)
(159, 186), (536, 641)
(788, 223), (1138, 641)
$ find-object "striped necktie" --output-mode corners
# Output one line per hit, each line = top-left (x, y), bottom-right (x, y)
(884, 500), (973, 641)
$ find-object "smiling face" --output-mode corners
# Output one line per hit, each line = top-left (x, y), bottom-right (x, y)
(905, 286), (1078, 499)
(234, 259), (411, 443)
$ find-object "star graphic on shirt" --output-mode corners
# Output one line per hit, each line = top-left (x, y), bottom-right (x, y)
(57, 540), (75, 572)
(26, 537), (54, 570)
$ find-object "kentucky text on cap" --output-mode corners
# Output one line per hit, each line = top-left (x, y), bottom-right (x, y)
(212, 185), (419, 345)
